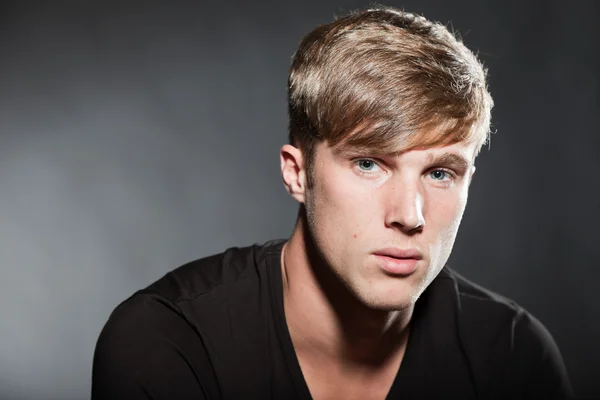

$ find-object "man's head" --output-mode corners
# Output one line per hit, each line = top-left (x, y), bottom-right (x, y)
(288, 7), (493, 186)
(281, 7), (493, 311)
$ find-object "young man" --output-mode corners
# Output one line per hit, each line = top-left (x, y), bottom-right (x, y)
(92, 7), (573, 399)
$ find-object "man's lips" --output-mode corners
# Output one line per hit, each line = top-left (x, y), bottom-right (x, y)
(372, 248), (422, 276)
(372, 247), (423, 260)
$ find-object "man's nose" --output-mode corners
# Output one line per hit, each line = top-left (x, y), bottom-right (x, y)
(384, 180), (425, 233)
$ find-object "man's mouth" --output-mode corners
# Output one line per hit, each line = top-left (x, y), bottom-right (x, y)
(372, 247), (422, 276)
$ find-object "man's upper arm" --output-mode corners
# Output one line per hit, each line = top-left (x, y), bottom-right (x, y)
(509, 310), (574, 399)
(91, 293), (217, 400)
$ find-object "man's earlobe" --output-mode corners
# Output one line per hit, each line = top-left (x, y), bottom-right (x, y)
(280, 144), (306, 204)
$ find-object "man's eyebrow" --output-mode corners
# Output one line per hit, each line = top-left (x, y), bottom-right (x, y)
(428, 152), (472, 171)
(334, 146), (473, 171)
(332, 145), (392, 158)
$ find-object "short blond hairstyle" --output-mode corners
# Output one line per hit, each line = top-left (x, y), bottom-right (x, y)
(288, 7), (494, 183)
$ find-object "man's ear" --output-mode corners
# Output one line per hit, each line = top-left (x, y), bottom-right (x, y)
(280, 144), (307, 204)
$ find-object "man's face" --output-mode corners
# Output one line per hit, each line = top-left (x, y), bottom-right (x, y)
(304, 139), (477, 311)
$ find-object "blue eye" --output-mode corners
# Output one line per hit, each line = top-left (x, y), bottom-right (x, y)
(430, 169), (449, 180)
(358, 159), (376, 171)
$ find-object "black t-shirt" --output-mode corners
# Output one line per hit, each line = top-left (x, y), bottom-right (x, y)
(92, 239), (573, 399)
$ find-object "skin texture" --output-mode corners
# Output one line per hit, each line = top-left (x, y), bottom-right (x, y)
(280, 138), (477, 398)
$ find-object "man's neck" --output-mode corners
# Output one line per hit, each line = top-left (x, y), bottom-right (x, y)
(281, 215), (413, 368)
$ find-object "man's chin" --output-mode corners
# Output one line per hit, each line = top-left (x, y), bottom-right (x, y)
(356, 289), (419, 312)
(367, 301), (415, 312)
(361, 277), (424, 309)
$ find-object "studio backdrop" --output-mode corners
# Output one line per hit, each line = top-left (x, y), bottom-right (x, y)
(0, 1), (597, 399)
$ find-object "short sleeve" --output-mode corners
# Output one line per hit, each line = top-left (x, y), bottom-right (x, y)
(91, 293), (217, 400)
(506, 310), (574, 399)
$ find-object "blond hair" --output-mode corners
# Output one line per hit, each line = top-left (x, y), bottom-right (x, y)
(288, 7), (494, 184)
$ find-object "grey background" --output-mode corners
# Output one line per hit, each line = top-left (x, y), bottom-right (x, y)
(0, 1), (597, 399)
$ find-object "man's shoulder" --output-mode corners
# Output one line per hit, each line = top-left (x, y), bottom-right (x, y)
(439, 266), (539, 346)
(436, 267), (573, 398)
(140, 238), (286, 305)
(95, 238), (286, 358)
(441, 267), (556, 346)
(440, 267), (522, 316)
(93, 239), (288, 399)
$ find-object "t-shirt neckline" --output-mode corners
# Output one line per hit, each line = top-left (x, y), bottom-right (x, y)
(264, 240), (426, 399)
